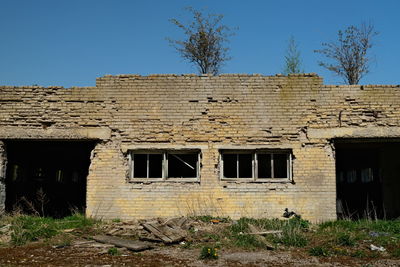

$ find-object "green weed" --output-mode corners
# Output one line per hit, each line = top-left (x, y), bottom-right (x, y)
(336, 232), (355, 246)
(107, 247), (121, 256)
(351, 250), (367, 258)
(199, 245), (219, 260)
(309, 246), (330, 257)
(390, 247), (400, 258)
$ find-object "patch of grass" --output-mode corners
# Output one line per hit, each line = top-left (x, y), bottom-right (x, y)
(48, 234), (73, 248)
(390, 247), (400, 258)
(317, 219), (400, 250)
(351, 250), (367, 258)
(180, 241), (193, 249)
(231, 233), (265, 248)
(309, 246), (330, 257)
(107, 247), (121, 256)
(274, 225), (308, 247)
(336, 232), (355, 246)
(9, 214), (98, 246)
(228, 217), (309, 248)
(202, 233), (221, 242)
(227, 218), (268, 248)
(319, 220), (400, 235)
(199, 245), (219, 260)
(331, 247), (348, 256)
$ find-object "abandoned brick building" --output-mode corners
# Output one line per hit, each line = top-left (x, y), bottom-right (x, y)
(0, 73), (399, 222)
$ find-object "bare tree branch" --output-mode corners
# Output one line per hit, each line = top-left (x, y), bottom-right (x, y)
(315, 23), (378, 85)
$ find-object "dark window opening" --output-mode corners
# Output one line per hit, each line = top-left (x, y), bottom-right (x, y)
(221, 150), (291, 180)
(5, 140), (95, 218)
(168, 153), (197, 178)
(274, 154), (288, 178)
(222, 153), (253, 178)
(222, 154), (237, 178)
(239, 154), (252, 178)
(130, 150), (199, 180)
(133, 154), (147, 178)
(257, 154), (272, 178)
(133, 153), (163, 178)
(149, 154), (163, 178)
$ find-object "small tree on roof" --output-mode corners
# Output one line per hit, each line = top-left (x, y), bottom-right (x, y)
(315, 22), (378, 85)
(168, 7), (235, 75)
(283, 36), (303, 75)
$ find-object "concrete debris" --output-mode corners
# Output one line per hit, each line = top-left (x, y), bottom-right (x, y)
(92, 235), (153, 252)
(101, 217), (193, 244)
(370, 244), (386, 252)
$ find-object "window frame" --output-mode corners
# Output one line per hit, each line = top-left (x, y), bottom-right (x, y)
(220, 149), (292, 182)
(128, 149), (201, 182)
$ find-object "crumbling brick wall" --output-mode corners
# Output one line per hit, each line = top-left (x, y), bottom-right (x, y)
(1, 74), (400, 221)
(0, 141), (6, 213)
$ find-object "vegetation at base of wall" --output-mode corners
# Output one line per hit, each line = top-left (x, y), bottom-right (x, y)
(1, 213), (400, 261)
(308, 219), (400, 258)
(6, 213), (98, 246)
(191, 215), (231, 223)
(227, 217), (309, 248)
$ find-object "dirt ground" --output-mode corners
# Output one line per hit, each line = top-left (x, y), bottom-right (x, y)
(1, 242), (400, 267)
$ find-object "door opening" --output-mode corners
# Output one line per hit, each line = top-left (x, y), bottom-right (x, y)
(5, 140), (95, 218)
(335, 139), (400, 219)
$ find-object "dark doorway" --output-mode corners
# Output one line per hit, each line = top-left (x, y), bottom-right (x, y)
(5, 140), (95, 218)
(335, 140), (400, 219)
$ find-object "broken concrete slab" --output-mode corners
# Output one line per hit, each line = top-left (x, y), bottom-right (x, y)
(92, 235), (153, 251)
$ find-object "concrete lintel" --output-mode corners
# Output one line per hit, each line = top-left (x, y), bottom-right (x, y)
(121, 144), (209, 153)
(0, 127), (111, 140)
(214, 144), (297, 150)
(308, 127), (400, 140)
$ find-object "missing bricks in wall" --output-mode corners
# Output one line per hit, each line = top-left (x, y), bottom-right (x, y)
(1, 74), (400, 221)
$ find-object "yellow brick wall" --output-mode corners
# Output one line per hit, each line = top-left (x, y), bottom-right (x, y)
(1, 74), (400, 221)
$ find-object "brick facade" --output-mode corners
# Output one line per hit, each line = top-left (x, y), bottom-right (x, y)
(1, 74), (399, 222)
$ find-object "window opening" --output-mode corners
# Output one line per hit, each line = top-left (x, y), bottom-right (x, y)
(130, 150), (200, 180)
(221, 150), (291, 181)
(168, 153), (197, 178)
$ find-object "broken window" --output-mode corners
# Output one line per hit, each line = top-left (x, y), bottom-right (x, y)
(129, 150), (200, 181)
(221, 150), (292, 181)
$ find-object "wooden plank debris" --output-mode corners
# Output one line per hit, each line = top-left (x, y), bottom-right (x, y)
(142, 221), (186, 244)
(248, 230), (283, 235)
(92, 235), (153, 251)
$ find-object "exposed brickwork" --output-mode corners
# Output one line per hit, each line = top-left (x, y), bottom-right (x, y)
(0, 74), (399, 221)
(0, 141), (6, 213)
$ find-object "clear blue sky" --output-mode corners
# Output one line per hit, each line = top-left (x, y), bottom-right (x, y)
(0, 0), (399, 87)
